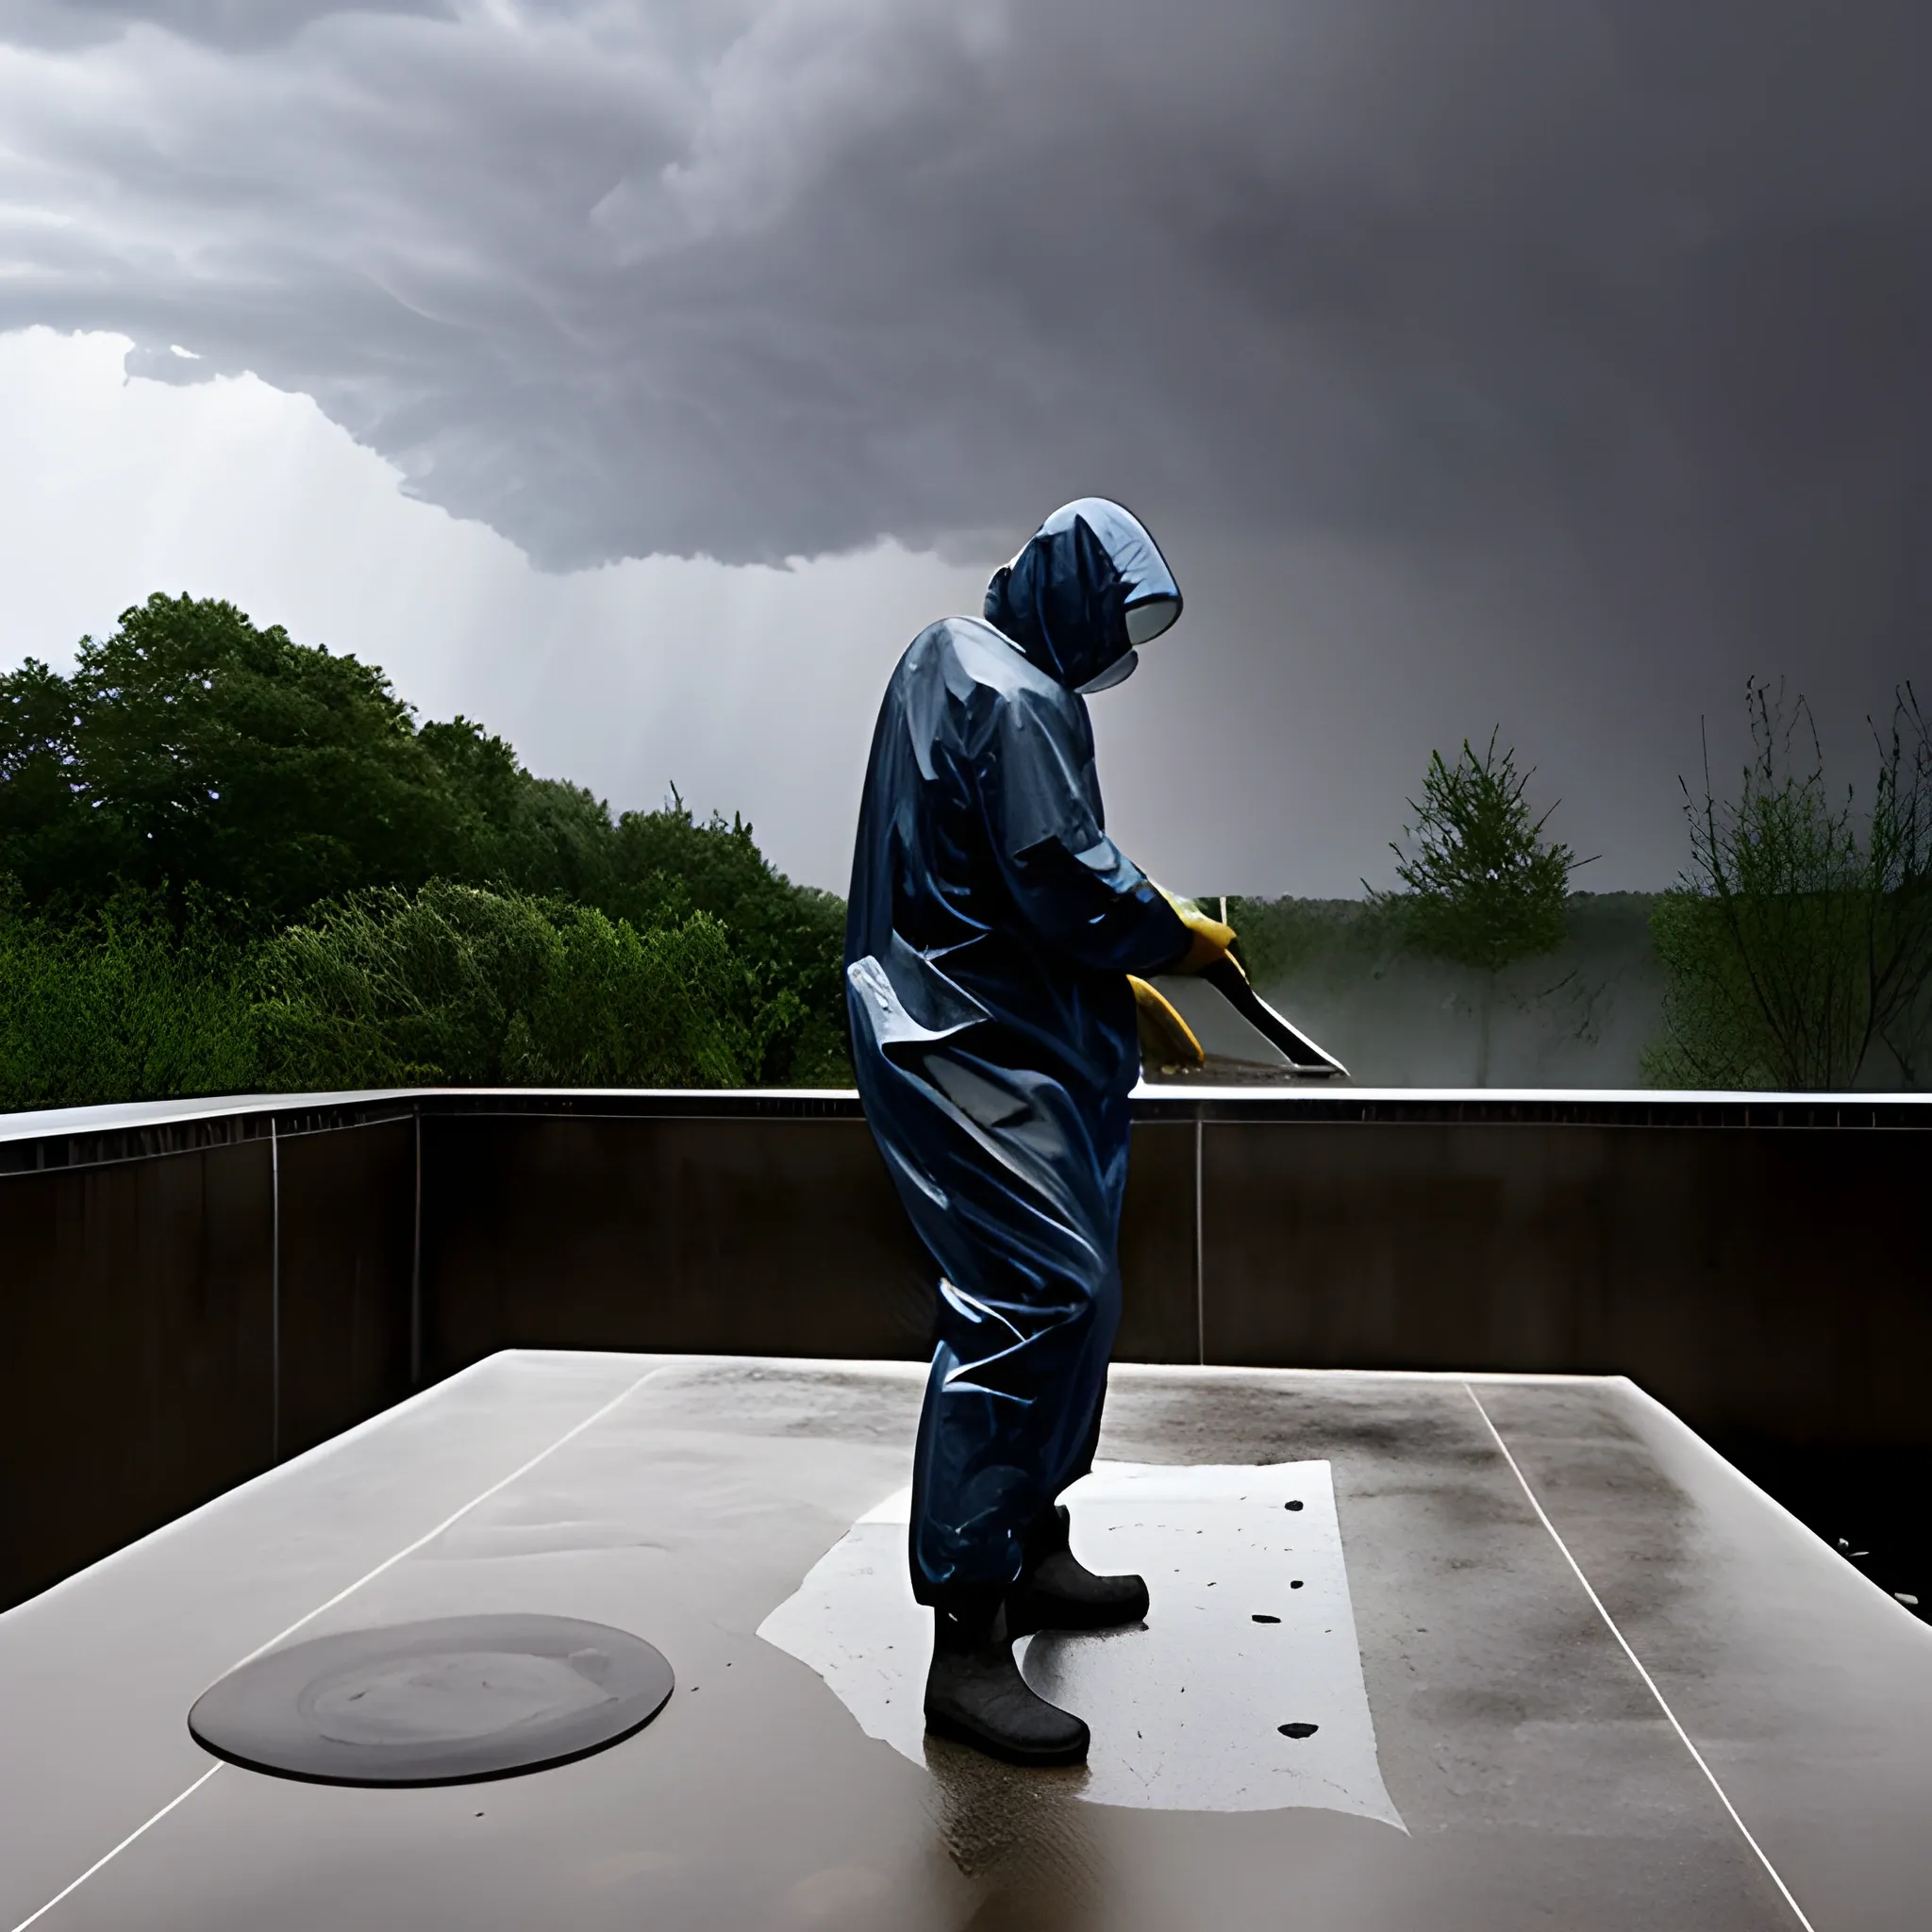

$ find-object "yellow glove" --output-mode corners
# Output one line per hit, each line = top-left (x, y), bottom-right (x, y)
(1127, 975), (1204, 1070)
(1153, 885), (1236, 974)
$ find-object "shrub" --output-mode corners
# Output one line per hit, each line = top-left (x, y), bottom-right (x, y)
(1222, 895), (1406, 991)
(0, 888), (258, 1109)
(253, 881), (765, 1091)
(1645, 681), (1932, 1090)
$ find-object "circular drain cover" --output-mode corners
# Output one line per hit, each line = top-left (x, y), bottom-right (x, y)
(188, 1615), (674, 1787)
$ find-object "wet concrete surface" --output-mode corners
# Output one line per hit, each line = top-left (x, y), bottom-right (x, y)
(2, 1353), (1928, 1929)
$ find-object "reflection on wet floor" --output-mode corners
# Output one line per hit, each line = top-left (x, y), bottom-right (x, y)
(924, 1732), (1107, 1931)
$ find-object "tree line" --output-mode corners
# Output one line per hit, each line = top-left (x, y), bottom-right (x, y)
(4, 592), (1926, 1104)
(0, 594), (848, 1107)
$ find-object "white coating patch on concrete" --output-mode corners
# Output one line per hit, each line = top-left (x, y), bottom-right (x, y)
(757, 1459), (1405, 1824)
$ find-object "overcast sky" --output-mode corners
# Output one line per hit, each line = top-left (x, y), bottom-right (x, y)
(2, 1), (1928, 894)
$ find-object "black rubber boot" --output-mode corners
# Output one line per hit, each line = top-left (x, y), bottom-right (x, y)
(1008, 1504), (1150, 1638)
(924, 1596), (1090, 1767)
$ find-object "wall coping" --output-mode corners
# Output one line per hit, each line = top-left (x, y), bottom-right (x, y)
(3, 1082), (1926, 1177)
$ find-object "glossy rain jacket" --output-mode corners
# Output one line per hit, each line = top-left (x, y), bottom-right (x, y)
(844, 498), (1191, 1604)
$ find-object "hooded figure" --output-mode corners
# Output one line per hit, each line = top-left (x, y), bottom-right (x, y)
(845, 498), (1233, 1765)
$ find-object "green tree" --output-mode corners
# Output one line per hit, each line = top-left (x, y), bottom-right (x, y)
(417, 716), (618, 903)
(1, 595), (461, 922)
(1375, 729), (1585, 1084)
(602, 792), (850, 1084)
(1, 593), (856, 1091)
(1646, 681), (1932, 1090)
(0, 657), (124, 908)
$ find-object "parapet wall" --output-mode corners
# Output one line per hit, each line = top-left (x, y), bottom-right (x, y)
(3, 1086), (1926, 1609)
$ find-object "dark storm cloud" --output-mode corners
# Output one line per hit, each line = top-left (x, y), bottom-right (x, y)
(2, 0), (1928, 887)
(3, 0), (1926, 574)
(0, 0), (448, 50)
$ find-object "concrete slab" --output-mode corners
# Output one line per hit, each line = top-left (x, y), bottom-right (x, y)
(2, 1353), (1927, 1930)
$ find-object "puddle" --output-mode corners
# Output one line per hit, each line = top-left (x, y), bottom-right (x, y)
(758, 1460), (1404, 1825)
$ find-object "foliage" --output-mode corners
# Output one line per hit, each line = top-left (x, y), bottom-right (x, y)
(1645, 681), (1932, 1090)
(600, 792), (851, 1084)
(0, 596), (853, 1089)
(1376, 729), (1582, 973)
(255, 883), (768, 1091)
(0, 656), (125, 908)
(0, 876), (803, 1108)
(0, 888), (257, 1110)
(418, 716), (618, 904)
(1221, 894), (1406, 990)
(1, 595), (458, 922)
(1369, 730), (1584, 1083)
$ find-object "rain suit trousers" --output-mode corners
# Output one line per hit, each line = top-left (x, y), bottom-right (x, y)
(890, 1044), (1130, 1607)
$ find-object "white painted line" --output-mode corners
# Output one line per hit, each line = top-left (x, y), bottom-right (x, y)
(226, 1361), (672, 1673)
(8, 1362), (668, 1931)
(7, 1767), (223, 1932)
(1463, 1383), (1817, 1932)
(0, 1353), (507, 1629)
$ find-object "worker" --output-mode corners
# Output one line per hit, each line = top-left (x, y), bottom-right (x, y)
(844, 498), (1234, 1765)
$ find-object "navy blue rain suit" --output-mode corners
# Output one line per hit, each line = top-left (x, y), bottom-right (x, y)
(845, 499), (1193, 1608)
